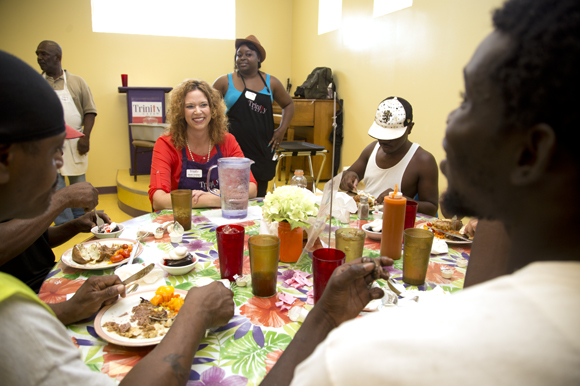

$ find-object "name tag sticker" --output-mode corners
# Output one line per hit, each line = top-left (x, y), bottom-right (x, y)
(186, 169), (202, 178)
(245, 91), (257, 101)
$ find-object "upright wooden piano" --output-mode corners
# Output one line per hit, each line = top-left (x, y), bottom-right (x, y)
(273, 98), (339, 181)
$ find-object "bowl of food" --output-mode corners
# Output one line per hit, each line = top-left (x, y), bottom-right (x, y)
(362, 221), (382, 241)
(159, 246), (196, 276)
(91, 223), (124, 239)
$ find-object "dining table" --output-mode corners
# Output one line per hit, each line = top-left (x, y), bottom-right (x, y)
(39, 198), (471, 385)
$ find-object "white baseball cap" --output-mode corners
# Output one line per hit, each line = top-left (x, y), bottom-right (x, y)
(368, 97), (413, 140)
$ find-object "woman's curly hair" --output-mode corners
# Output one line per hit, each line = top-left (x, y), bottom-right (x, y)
(491, 0), (580, 151)
(165, 79), (228, 149)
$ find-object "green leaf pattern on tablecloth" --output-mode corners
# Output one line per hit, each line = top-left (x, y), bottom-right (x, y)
(282, 322), (301, 338)
(232, 284), (254, 307)
(48, 205), (468, 385)
(222, 331), (292, 379)
(392, 259), (403, 270)
(84, 345), (103, 363)
(363, 249), (381, 258)
(294, 256), (313, 274)
(68, 325), (91, 335)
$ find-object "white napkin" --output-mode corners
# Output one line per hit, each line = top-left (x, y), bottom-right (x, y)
(202, 206), (263, 226)
(258, 219), (279, 236)
(114, 263), (166, 292)
(331, 192), (358, 223)
(431, 238), (449, 254)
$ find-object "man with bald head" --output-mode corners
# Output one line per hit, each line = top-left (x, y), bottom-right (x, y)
(36, 40), (97, 224)
(0, 51), (235, 386)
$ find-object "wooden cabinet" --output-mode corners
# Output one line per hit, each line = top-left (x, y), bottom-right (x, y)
(273, 98), (338, 180)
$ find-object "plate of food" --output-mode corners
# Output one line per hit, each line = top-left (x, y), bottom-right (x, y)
(353, 191), (377, 209)
(362, 221), (382, 240)
(423, 219), (473, 245)
(61, 238), (143, 270)
(94, 286), (186, 347)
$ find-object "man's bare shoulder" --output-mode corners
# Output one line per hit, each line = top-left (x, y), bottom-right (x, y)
(407, 146), (438, 179)
(412, 146), (437, 165)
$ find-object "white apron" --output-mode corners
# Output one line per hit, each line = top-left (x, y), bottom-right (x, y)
(49, 71), (88, 176)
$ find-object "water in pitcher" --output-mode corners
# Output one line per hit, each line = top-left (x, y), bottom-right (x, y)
(207, 158), (253, 219)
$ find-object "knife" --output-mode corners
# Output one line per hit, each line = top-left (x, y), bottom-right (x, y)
(426, 226), (472, 242)
(122, 263), (154, 285)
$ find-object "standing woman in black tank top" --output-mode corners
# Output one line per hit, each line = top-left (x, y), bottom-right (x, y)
(213, 35), (294, 197)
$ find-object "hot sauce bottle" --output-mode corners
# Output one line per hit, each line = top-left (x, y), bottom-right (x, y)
(380, 185), (407, 260)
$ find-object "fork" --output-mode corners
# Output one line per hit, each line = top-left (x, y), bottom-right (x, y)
(94, 208), (104, 227)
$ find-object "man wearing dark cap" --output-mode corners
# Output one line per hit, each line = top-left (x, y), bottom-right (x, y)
(0, 141), (110, 293)
(0, 49), (234, 386)
(340, 96), (439, 216)
(263, 0), (580, 385)
(36, 40), (97, 224)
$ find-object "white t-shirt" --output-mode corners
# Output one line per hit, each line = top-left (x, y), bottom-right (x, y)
(291, 261), (580, 386)
(0, 296), (116, 386)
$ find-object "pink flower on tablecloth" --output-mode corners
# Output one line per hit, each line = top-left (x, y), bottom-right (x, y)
(185, 239), (214, 252)
(190, 367), (247, 386)
(239, 294), (304, 328)
(265, 349), (284, 373)
(192, 215), (210, 224)
(101, 344), (152, 381)
(38, 277), (84, 303)
(231, 220), (256, 228)
(153, 214), (176, 224)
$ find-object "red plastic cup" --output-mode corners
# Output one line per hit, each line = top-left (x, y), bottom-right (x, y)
(404, 200), (419, 230)
(216, 224), (245, 281)
(313, 248), (345, 304)
(121, 74), (128, 87)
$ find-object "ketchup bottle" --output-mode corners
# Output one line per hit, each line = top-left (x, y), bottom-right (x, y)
(380, 185), (407, 260)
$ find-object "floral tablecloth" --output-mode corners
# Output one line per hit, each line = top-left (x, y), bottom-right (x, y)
(40, 201), (470, 385)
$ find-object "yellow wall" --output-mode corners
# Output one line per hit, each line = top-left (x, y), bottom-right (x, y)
(0, 0), (292, 188)
(291, 0), (503, 196)
(0, 0), (502, 197)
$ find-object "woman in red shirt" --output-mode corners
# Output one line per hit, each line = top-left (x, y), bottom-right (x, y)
(149, 79), (257, 210)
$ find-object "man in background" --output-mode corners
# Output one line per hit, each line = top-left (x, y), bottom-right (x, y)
(340, 96), (439, 216)
(263, 0), (580, 384)
(0, 50), (234, 386)
(36, 40), (97, 225)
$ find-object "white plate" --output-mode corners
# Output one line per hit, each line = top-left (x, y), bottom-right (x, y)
(415, 223), (472, 245)
(94, 289), (187, 347)
(362, 224), (382, 240)
(61, 238), (142, 270)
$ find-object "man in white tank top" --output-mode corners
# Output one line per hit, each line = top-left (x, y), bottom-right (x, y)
(340, 97), (439, 216)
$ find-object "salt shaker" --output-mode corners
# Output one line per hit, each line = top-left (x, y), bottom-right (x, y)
(358, 196), (369, 220)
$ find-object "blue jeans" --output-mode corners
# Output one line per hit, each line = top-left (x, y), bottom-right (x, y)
(53, 173), (87, 226)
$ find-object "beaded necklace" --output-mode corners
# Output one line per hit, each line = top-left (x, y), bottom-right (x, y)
(186, 140), (212, 163)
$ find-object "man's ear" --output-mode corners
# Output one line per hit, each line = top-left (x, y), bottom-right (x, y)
(0, 144), (13, 184)
(510, 123), (556, 186)
(407, 122), (414, 135)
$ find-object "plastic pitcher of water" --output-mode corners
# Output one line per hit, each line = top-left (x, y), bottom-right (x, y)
(207, 157), (254, 219)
